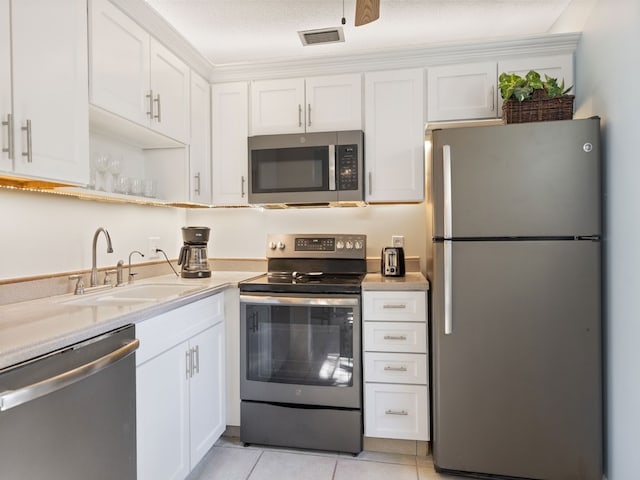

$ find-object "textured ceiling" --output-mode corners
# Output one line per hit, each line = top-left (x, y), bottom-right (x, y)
(144, 0), (594, 66)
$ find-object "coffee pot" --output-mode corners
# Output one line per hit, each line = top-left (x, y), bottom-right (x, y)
(178, 226), (211, 278)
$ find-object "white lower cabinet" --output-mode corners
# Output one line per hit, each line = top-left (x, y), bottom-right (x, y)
(364, 383), (429, 441)
(363, 290), (429, 441)
(136, 294), (225, 480)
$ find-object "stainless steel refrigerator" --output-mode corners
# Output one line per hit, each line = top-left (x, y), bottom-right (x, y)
(430, 118), (602, 480)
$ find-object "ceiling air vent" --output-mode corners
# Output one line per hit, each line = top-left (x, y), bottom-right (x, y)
(298, 27), (345, 46)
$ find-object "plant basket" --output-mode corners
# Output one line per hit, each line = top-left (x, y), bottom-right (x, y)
(502, 89), (575, 124)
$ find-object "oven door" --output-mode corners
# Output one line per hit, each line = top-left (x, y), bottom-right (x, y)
(240, 293), (361, 409)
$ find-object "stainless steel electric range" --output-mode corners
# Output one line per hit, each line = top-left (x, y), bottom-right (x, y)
(239, 233), (367, 454)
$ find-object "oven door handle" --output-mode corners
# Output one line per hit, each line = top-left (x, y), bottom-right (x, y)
(240, 294), (359, 307)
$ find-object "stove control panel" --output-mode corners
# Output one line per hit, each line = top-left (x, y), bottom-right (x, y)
(266, 233), (366, 259)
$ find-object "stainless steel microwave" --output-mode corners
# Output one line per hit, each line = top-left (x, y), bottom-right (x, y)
(248, 130), (364, 205)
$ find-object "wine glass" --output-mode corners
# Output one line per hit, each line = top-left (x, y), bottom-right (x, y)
(93, 152), (109, 191)
(107, 155), (122, 193)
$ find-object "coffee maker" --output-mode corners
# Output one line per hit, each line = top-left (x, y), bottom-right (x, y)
(178, 226), (211, 278)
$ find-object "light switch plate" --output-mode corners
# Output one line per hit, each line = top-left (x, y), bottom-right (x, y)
(392, 235), (405, 248)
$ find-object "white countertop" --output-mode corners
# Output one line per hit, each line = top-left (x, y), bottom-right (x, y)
(0, 271), (262, 371)
(362, 272), (430, 291)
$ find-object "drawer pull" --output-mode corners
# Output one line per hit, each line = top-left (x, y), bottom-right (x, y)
(385, 409), (409, 416)
(384, 365), (408, 372)
(383, 335), (407, 341)
(382, 303), (407, 309)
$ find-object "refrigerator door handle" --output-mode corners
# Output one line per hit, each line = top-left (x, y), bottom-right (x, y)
(444, 241), (453, 335)
(443, 145), (452, 238)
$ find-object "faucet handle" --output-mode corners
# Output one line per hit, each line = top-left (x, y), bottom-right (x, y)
(103, 269), (117, 286)
(69, 274), (85, 295)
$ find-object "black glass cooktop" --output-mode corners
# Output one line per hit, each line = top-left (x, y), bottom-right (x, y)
(239, 272), (365, 294)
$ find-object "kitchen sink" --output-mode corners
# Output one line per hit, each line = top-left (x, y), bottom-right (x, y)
(61, 283), (206, 307)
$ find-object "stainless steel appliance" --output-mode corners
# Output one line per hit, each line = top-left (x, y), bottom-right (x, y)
(248, 130), (364, 205)
(430, 118), (602, 479)
(239, 233), (366, 454)
(178, 226), (211, 278)
(381, 246), (405, 277)
(0, 325), (139, 480)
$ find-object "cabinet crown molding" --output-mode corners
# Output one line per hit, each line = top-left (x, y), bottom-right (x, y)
(210, 33), (581, 83)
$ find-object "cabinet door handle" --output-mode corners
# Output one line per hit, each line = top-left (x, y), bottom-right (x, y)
(194, 172), (201, 195)
(21, 119), (32, 163)
(154, 93), (162, 122)
(2, 113), (14, 160)
(368, 171), (372, 196)
(384, 365), (408, 372)
(298, 104), (302, 127)
(186, 349), (192, 379)
(385, 409), (409, 416)
(383, 335), (407, 341)
(193, 345), (200, 375)
(382, 303), (407, 309)
(307, 103), (311, 127)
(146, 90), (154, 118)
(241, 175), (246, 197)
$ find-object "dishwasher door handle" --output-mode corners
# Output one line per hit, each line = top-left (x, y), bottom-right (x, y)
(0, 338), (139, 412)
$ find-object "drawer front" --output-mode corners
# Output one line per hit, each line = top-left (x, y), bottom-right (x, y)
(364, 352), (427, 384)
(364, 322), (427, 353)
(363, 291), (426, 322)
(364, 383), (429, 440)
(136, 293), (224, 365)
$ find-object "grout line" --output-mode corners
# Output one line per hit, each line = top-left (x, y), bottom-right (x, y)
(245, 449), (264, 480)
(331, 456), (339, 480)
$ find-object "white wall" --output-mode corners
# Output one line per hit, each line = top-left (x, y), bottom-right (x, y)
(575, 1), (640, 478)
(0, 185), (426, 281)
(0, 188), (187, 281)
(187, 203), (428, 270)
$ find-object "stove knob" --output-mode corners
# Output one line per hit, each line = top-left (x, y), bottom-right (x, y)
(336, 240), (344, 250)
(277, 241), (286, 250)
(268, 241), (277, 250)
(354, 240), (363, 250)
(345, 240), (353, 249)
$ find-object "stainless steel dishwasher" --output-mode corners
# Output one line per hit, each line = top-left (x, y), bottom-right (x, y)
(0, 324), (139, 480)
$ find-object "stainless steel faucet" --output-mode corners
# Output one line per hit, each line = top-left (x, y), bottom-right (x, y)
(91, 227), (114, 287)
(128, 250), (145, 283)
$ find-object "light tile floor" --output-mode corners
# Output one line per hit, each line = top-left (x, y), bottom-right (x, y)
(187, 437), (464, 480)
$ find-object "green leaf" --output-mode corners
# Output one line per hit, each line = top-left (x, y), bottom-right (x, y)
(498, 69), (571, 102)
(524, 70), (543, 90)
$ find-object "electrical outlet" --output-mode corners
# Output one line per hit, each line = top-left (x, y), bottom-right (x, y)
(392, 235), (405, 248)
(148, 237), (160, 259)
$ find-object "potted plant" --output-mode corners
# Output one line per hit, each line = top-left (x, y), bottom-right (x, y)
(498, 70), (574, 124)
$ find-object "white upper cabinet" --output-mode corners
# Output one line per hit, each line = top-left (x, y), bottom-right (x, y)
(250, 74), (362, 135)
(250, 78), (304, 135)
(427, 62), (497, 122)
(364, 68), (425, 203)
(90, 0), (189, 143)
(0, 0), (12, 173)
(189, 71), (212, 204)
(497, 54), (574, 110)
(89, 0), (150, 126)
(1, 0), (89, 185)
(211, 82), (249, 205)
(149, 40), (190, 142)
(304, 74), (362, 132)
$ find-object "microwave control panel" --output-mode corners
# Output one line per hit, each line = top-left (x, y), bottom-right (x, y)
(337, 144), (359, 191)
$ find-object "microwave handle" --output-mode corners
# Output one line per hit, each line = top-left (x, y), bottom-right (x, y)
(328, 144), (336, 191)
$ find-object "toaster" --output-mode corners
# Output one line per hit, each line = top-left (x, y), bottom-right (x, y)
(381, 247), (406, 277)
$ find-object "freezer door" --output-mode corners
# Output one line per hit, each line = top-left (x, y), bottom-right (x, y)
(432, 118), (600, 238)
(431, 240), (602, 479)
